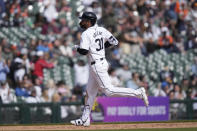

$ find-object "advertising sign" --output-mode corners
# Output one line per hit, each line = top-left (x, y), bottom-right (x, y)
(91, 96), (169, 122)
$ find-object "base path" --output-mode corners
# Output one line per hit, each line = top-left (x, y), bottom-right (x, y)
(1, 122), (197, 130)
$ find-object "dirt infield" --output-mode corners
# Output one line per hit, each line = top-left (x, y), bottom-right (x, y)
(0, 122), (197, 131)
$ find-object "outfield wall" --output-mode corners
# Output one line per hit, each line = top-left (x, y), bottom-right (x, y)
(0, 97), (197, 124)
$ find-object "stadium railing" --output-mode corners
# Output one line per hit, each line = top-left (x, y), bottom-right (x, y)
(0, 99), (197, 124)
(0, 101), (82, 124)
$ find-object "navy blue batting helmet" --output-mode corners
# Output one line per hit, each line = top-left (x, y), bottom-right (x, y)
(79, 12), (97, 25)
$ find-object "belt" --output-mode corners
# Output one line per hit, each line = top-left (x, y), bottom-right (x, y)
(91, 58), (104, 65)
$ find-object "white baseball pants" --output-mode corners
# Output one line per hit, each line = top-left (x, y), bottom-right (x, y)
(86, 59), (142, 109)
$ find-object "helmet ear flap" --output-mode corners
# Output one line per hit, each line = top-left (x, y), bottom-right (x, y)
(90, 19), (96, 26)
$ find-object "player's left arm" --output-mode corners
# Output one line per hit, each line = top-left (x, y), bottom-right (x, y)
(104, 41), (113, 48)
(104, 29), (118, 48)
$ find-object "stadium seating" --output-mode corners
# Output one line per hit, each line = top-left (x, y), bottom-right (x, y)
(1, 0), (196, 93)
(43, 63), (73, 89)
(120, 49), (196, 92)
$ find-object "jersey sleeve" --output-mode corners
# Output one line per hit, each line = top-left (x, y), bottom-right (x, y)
(80, 32), (90, 50)
(104, 28), (118, 45)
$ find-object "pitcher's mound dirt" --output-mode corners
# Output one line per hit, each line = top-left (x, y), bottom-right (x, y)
(0, 122), (197, 130)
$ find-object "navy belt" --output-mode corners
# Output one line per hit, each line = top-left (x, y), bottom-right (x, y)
(91, 58), (104, 65)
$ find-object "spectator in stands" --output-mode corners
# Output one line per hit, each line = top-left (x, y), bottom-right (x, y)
(142, 24), (158, 55)
(0, 0), (5, 18)
(174, 35), (184, 53)
(16, 74), (33, 98)
(36, 40), (50, 53)
(20, 48), (32, 74)
(22, 74), (33, 90)
(59, 39), (73, 58)
(33, 51), (54, 81)
(174, 83), (186, 100)
(0, 53), (10, 83)
(173, 83), (187, 118)
(33, 76), (42, 98)
(139, 75), (149, 91)
(72, 84), (83, 100)
(72, 31), (82, 47)
(114, 0), (127, 21)
(188, 75), (197, 98)
(108, 68), (122, 87)
(74, 59), (89, 92)
(187, 1), (197, 29)
(0, 81), (16, 103)
(40, 87), (52, 115)
(25, 88), (40, 103)
(118, 41), (132, 55)
(52, 92), (61, 102)
(29, 39), (37, 52)
(57, 38), (74, 67)
(158, 30), (174, 53)
(15, 82), (30, 97)
(43, 0), (58, 22)
(123, 25), (143, 55)
(126, 72), (140, 90)
(58, 16), (69, 36)
(184, 32), (197, 50)
(45, 79), (57, 101)
(109, 46), (122, 68)
(152, 83), (167, 97)
(116, 63), (131, 83)
(163, 0), (177, 23)
(40, 87), (50, 102)
(181, 77), (190, 95)
(191, 57), (197, 76)
(58, 0), (71, 13)
(175, 2), (188, 33)
(57, 81), (72, 102)
(9, 0), (21, 17)
(159, 66), (174, 84)
(0, 39), (13, 60)
(17, 39), (27, 51)
(51, 39), (63, 58)
(13, 54), (26, 84)
(174, 1), (189, 19)
(101, 2), (117, 29)
(162, 82), (171, 95)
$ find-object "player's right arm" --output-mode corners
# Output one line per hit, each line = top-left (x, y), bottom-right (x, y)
(76, 32), (90, 55)
(77, 48), (89, 55)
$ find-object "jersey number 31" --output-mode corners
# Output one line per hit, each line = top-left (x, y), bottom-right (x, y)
(95, 38), (104, 51)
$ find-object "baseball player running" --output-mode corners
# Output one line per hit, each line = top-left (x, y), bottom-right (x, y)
(71, 12), (149, 127)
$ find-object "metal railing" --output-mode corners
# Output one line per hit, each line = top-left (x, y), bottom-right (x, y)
(170, 99), (197, 120)
(0, 101), (82, 124)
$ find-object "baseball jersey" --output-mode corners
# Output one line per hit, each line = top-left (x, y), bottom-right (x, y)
(80, 24), (118, 63)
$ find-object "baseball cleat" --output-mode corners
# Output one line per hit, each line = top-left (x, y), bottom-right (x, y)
(139, 87), (149, 107)
(70, 117), (90, 127)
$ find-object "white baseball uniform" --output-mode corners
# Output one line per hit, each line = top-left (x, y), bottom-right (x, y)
(79, 24), (143, 109)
